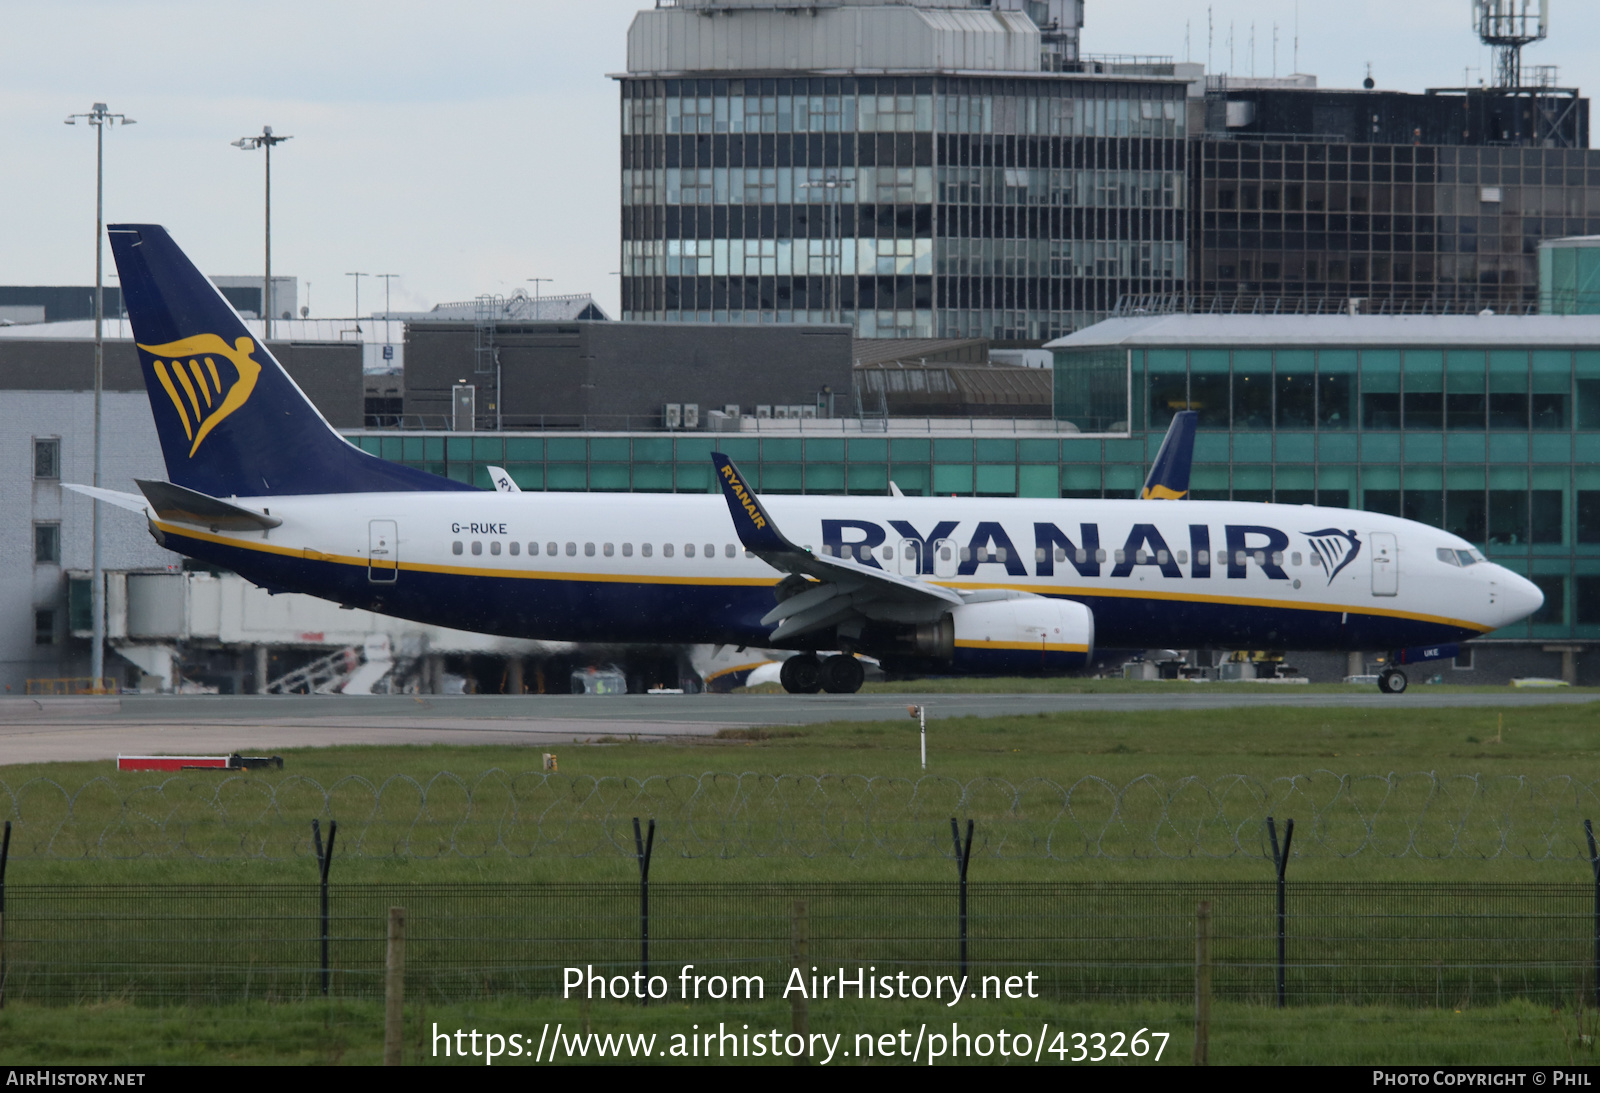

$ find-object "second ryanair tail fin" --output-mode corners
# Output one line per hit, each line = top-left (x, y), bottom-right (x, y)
(1140, 410), (1197, 500)
(108, 223), (475, 497)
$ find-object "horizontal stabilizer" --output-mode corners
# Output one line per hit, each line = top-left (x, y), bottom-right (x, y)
(135, 479), (283, 531)
(62, 483), (153, 515)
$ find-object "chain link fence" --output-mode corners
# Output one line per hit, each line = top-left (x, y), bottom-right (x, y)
(2, 881), (1595, 1008)
(3, 771), (1600, 861)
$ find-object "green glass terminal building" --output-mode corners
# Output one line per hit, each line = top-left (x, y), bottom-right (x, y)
(1048, 314), (1600, 663)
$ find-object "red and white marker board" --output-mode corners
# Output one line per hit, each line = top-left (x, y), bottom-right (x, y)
(118, 755), (233, 772)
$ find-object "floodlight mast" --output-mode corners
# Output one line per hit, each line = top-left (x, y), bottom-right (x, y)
(64, 102), (134, 693)
(232, 126), (292, 341)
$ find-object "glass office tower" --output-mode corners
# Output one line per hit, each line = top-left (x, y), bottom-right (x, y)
(618, 0), (1187, 341)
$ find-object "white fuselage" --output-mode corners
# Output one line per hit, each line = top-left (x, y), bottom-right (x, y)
(150, 491), (1543, 654)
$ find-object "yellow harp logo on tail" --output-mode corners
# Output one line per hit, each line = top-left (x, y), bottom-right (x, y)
(138, 335), (263, 457)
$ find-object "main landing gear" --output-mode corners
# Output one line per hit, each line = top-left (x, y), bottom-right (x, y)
(779, 654), (864, 694)
(1378, 668), (1408, 695)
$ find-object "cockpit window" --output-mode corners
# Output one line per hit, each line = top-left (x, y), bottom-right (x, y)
(1436, 548), (1461, 566)
(1439, 547), (1483, 567)
(1463, 549), (1485, 565)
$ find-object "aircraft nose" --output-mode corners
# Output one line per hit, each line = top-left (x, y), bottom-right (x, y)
(1494, 568), (1544, 627)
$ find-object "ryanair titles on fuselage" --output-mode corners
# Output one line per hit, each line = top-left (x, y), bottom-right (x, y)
(817, 518), (1357, 585)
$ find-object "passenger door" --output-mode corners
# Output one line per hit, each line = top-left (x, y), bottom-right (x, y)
(369, 519), (398, 583)
(896, 539), (922, 577)
(1370, 532), (1397, 596)
(931, 537), (958, 579)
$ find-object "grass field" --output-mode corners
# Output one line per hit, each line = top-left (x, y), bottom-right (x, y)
(1, 997), (1593, 1066)
(5, 693), (1600, 1067)
(3, 696), (1599, 884)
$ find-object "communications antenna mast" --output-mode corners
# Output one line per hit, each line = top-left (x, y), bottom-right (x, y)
(1473, 0), (1548, 89)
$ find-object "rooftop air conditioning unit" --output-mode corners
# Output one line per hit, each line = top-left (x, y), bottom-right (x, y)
(755, 405), (773, 419)
(682, 403), (699, 429)
(664, 403), (682, 429)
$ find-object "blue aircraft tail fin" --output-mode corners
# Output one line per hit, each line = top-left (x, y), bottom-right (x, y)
(107, 223), (474, 497)
(1139, 410), (1197, 500)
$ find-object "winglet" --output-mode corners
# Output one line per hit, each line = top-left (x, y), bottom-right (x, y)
(712, 452), (797, 555)
(1140, 410), (1197, 500)
(485, 466), (522, 493)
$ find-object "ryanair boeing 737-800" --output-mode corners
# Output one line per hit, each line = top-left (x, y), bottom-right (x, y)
(69, 224), (1543, 695)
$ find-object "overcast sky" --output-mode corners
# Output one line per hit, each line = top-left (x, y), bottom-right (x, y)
(3, 1), (1596, 319)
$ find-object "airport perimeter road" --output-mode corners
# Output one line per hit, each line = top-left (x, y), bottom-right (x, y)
(0, 688), (1595, 766)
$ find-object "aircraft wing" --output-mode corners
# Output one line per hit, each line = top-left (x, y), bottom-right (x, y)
(712, 452), (960, 642)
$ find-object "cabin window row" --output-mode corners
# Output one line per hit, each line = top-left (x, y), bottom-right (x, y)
(445, 540), (1350, 571)
(823, 543), (1322, 569)
(451, 540), (744, 559)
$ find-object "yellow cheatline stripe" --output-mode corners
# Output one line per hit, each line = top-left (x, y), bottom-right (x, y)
(152, 362), (193, 440)
(152, 522), (1491, 632)
(153, 522), (780, 588)
(954, 640), (1090, 653)
(702, 661), (776, 683)
(937, 579), (1492, 634)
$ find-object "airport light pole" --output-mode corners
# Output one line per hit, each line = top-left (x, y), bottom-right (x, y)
(65, 102), (135, 693)
(231, 126), (292, 341)
(376, 273), (399, 355)
(346, 272), (367, 332)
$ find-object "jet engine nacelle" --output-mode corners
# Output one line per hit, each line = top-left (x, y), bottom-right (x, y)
(913, 597), (1094, 674)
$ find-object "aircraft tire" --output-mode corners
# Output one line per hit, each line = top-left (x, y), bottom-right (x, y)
(1378, 668), (1408, 695)
(780, 655), (823, 694)
(819, 654), (865, 694)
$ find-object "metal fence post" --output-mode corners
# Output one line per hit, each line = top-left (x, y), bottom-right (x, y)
(0, 820), (10, 1010)
(1586, 820), (1600, 1009)
(633, 817), (655, 1005)
(1267, 815), (1295, 1008)
(312, 818), (338, 997)
(1193, 900), (1211, 1066)
(791, 899), (809, 1066)
(385, 906), (406, 1066)
(950, 817), (973, 981)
